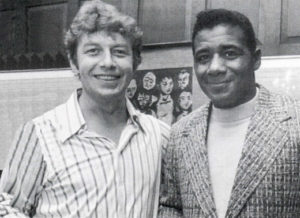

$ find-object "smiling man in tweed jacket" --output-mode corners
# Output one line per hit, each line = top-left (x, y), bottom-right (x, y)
(159, 9), (300, 218)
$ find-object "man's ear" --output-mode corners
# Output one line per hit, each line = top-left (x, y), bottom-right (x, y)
(68, 54), (80, 77)
(253, 48), (261, 71)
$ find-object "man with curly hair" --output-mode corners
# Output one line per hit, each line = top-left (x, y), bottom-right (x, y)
(0, 1), (169, 217)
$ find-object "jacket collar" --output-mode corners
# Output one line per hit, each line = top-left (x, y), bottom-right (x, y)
(226, 84), (291, 217)
(180, 84), (292, 217)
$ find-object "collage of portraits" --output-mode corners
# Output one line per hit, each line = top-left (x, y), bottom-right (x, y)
(125, 67), (193, 125)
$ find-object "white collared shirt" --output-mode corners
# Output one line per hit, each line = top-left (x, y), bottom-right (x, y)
(0, 89), (170, 218)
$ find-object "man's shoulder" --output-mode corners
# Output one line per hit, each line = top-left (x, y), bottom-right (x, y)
(262, 87), (299, 112)
(138, 113), (170, 134)
(32, 101), (66, 126)
(258, 85), (300, 124)
(274, 92), (300, 117)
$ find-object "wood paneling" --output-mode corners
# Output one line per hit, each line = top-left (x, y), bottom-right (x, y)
(0, 0), (79, 69)
(280, 0), (300, 54)
(0, 0), (14, 11)
(139, 0), (187, 44)
(1, 0), (300, 71)
(208, 0), (300, 55)
(66, 0), (80, 27)
(188, 0), (206, 39)
(255, 0), (282, 55)
(27, 3), (68, 53)
(121, 0), (139, 20)
(0, 51), (69, 71)
(26, 0), (69, 7)
(139, 0), (206, 44)
(14, 0), (27, 54)
(210, 0), (261, 33)
(0, 10), (14, 55)
(102, 0), (122, 11)
(287, 1), (300, 37)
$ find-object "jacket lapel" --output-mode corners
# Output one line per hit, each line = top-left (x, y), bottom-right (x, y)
(180, 104), (218, 217)
(226, 87), (291, 217)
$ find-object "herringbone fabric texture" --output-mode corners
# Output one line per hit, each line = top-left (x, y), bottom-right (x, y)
(159, 85), (300, 218)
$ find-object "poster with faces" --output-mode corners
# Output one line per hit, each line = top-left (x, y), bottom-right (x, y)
(126, 67), (193, 125)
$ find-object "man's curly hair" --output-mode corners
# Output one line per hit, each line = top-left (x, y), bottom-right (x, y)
(64, 0), (143, 71)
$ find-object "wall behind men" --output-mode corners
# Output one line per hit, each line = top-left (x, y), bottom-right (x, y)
(1, 54), (300, 170)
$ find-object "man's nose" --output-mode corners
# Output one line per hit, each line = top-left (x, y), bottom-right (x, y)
(207, 54), (226, 75)
(99, 51), (116, 69)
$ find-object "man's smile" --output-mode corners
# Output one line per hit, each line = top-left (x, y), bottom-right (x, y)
(93, 74), (121, 81)
(206, 79), (232, 85)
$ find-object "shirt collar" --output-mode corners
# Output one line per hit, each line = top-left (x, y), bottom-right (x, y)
(57, 89), (86, 143)
(125, 97), (145, 133)
(58, 90), (144, 143)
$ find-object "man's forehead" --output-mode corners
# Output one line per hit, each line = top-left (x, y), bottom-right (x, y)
(197, 23), (245, 35)
(78, 30), (131, 46)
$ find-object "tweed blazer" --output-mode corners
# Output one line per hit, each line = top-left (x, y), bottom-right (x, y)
(158, 85), (300, 218)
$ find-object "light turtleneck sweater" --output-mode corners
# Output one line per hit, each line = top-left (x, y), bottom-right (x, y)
(207, 90), (258, 218)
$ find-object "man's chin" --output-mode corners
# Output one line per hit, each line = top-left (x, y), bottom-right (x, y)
(95, 90), (125, 101)
(210, 94), (236, 108)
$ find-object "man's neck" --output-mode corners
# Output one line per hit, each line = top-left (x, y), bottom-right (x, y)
(211, 88), (259, 122)
(79, 92), (128, 133)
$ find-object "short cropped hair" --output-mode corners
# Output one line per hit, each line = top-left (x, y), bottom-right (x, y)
(192, 9), (257, 54)
(65, 0), (143, 70)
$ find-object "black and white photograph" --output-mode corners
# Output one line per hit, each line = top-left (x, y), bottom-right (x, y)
(0, 0), (300, 217)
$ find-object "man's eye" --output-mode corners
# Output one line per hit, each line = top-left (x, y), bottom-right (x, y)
(113, 49), (128, 57)
(224, 50), (239, 59)
(195, 54), (210, 64)
(86, 48), (99, 56)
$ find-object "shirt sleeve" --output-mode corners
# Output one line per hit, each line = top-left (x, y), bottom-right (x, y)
(0, 121), (46, 217)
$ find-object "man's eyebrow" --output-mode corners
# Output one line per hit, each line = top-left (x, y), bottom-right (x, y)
(81, 42), (102, 49)
(220, 44), (243, 51)
(112, 43), (131, 48)
(194, 47), (210, 54)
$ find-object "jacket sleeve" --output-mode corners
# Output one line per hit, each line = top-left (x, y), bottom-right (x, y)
(0, 121), (46, 217)
(158, 129), (183, 218)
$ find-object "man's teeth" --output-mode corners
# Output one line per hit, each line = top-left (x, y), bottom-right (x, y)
(94, 75), (120, 80)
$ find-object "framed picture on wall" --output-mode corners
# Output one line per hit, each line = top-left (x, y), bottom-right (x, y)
(126, 67), (193, 125)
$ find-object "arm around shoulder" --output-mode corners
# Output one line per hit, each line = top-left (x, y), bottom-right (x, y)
(0, 121), (46, 217)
